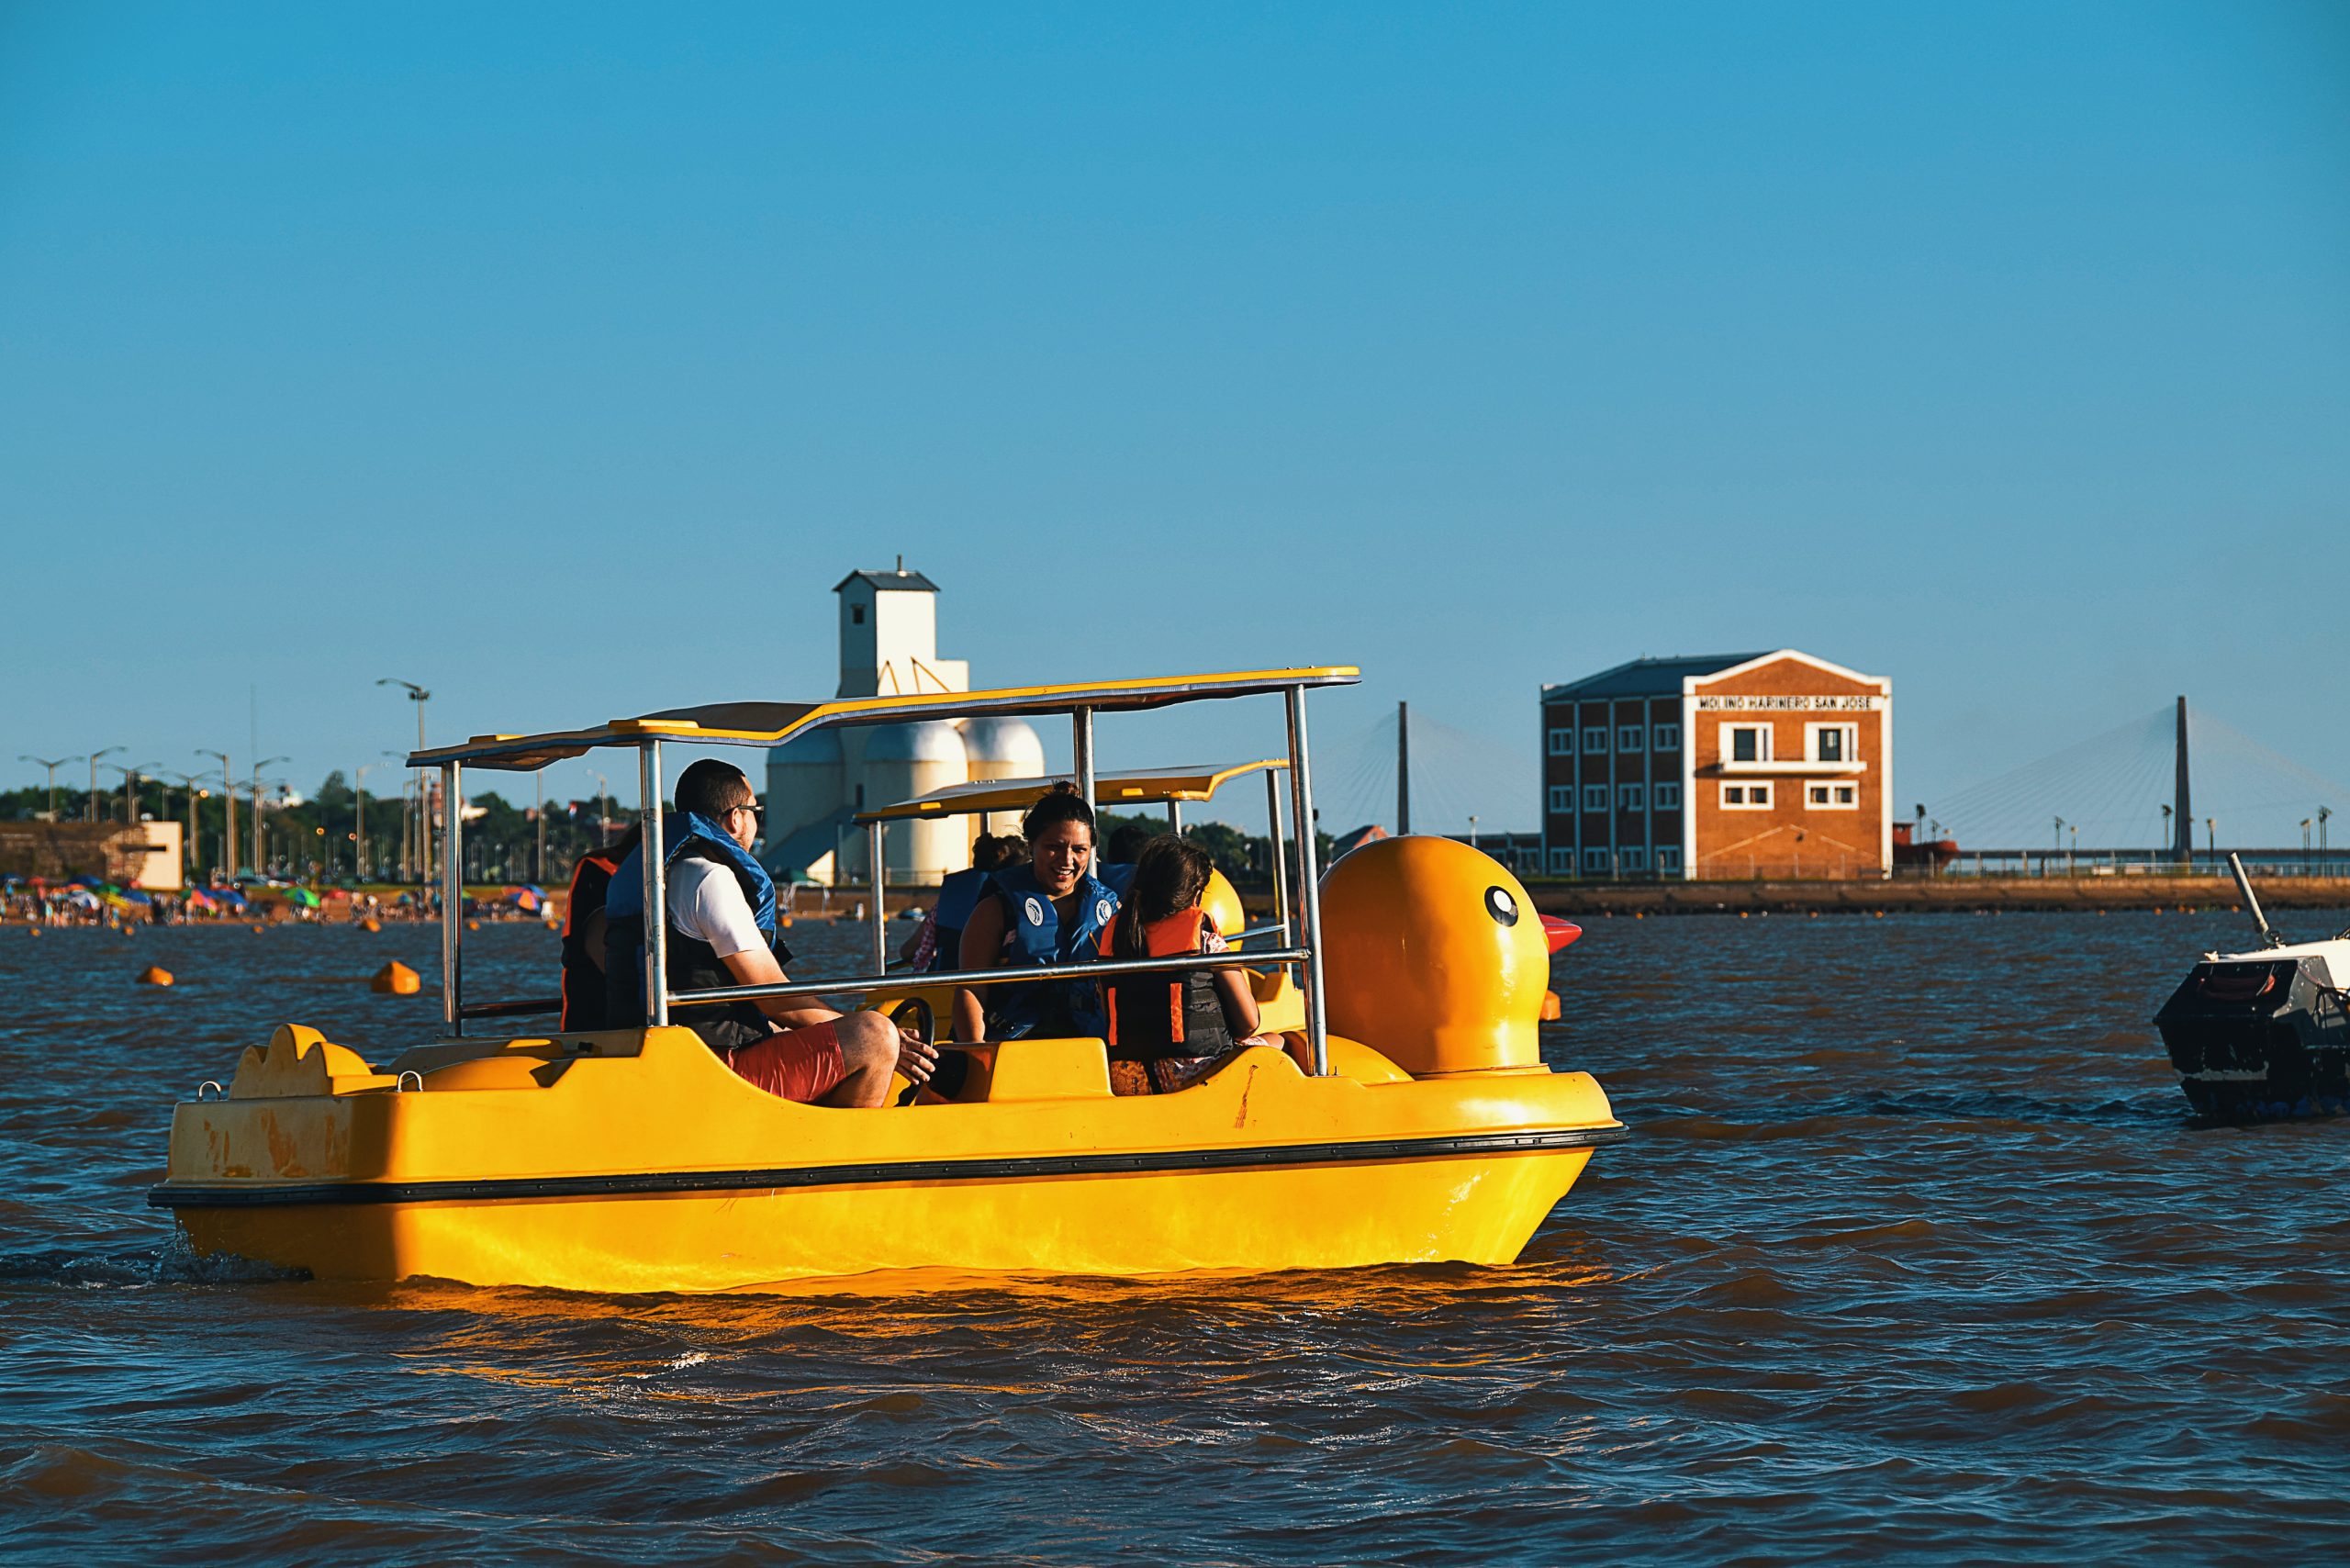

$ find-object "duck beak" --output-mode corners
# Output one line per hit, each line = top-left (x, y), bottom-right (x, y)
(1540, 915), (1582, 954)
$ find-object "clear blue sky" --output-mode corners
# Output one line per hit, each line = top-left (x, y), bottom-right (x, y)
(4, 3), (2345, 845)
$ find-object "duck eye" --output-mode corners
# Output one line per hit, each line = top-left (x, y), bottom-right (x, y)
(1484, 886), (1518, 926)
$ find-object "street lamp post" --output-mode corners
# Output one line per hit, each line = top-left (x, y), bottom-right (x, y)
(17, 756), (77, 822)
(197, 750), (234, 876)
(377, 679), (431, 884)
(87, 746), (122, 823)
(355, 762), (380, 883)
(104, 761), (158, 829)
(2052, 816), (2065, 879)
(251, 756), (287, 878)
(158, 771), (208, 879)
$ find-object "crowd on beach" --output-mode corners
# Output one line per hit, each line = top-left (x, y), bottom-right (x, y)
(0, 878), (554, 930)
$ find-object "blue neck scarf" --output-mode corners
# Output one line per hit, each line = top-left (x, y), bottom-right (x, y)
(606, 812), (777, 937)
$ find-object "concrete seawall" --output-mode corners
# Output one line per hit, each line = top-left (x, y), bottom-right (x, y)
(1517, 877), (2350, 916)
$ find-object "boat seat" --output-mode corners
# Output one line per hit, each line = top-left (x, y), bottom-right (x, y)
(920, 1036), (1111, 1103)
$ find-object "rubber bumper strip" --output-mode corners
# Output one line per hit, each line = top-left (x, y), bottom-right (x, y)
(148, 1124), (1628, 1209)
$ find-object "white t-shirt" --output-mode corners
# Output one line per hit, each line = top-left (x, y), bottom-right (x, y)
(668, 858), (767, 959)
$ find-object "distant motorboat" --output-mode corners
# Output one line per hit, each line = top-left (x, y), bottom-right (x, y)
(2154, 855), (2350, 1119)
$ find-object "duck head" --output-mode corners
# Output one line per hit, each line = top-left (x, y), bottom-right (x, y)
(1318, 834), (1551, 1076)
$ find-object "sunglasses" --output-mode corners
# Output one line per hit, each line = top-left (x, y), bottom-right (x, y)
(724, 802), (767, 829)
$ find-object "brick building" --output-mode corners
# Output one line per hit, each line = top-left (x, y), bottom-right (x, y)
(1539, 651), (1892, 880)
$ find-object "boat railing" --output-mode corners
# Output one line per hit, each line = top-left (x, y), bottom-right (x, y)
(667, 947), (1311, 1010)
(453, 930), (1308, 1023)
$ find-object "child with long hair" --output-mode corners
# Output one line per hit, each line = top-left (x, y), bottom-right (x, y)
(1097, 834), (1264, 1095)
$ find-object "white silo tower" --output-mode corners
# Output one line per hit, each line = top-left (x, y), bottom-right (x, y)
(956, 715), (1048, 839)
(856, 721), (971, 880)
(763, 725), (847, 883)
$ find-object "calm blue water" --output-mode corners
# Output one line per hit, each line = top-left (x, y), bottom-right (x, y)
(2, 908), (2344, 1564)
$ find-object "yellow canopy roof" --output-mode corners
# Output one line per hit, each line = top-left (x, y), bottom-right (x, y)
(407, 667), (1359, 772)
(856, 761), (1288, 823)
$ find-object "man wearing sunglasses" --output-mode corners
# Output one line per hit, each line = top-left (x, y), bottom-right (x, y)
(603, 758), (935, 1107)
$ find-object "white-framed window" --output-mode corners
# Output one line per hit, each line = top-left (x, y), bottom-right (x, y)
(1620, 846), (1647, 872)
(1806, 782), (1860, 810)
(1583, 784), (1608, 812)
(1618, 782), (1645, 812)
(1807, 722), (1858, 764)
(1617, 724), (1645, 753)
(1582, 726), (1608, 754)
(1548, 727), (1574, 756)
(1721, 781), (1774, 810)
(1582, 847), (1610, 872)
(1654, 782), (1681, 811)
(1656, 846), (1682, 874)
(1549, 846), (1573, 873)
(1547, 785), (1572, 813)
(1653, 722), (1681, 750)
(1721, 722), (1772, 764)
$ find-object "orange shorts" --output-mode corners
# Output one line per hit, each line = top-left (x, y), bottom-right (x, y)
(727, 1021), (846, 1103)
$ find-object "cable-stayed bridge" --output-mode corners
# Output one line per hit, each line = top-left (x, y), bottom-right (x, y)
(1930, 700), (2347, 857)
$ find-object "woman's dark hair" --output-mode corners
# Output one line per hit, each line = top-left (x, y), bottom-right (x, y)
(1021, 781), (1096, 843)
(1111, 834), (1213, 958)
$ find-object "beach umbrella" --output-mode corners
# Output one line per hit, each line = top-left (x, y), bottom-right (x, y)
(285, 887), (321, 908)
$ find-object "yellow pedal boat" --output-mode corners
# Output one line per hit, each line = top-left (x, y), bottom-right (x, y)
(150, 667), (1625, 1293)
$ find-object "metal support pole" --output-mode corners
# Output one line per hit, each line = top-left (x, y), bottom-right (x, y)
(1072, 707), (1096, 810)
(1265, 767), (1290, 942)
(1285, 688), (1329, 1076)
(441, 762), (464, 1035)
(640, 740), (668, 1026)
(1168, 801), (1184, 834)
(868, 818), (887, 975)
(1072, 706), (1097, 874)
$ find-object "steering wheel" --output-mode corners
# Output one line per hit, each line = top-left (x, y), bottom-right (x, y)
(889, 996), (938, 1106)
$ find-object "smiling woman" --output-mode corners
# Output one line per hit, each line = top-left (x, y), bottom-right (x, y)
(953, 781), (1117, 1043)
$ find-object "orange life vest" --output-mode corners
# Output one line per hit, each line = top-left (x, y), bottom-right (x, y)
(1097, 907), (1233, 1059)
(558, 846), (624, 1031)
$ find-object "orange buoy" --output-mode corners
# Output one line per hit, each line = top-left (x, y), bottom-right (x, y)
(371, 960), (421, 995)
(359, 916), (382, 933)
(465, 919), (479, 931)
(137, 966), (173, 986)
(1539, 990), (1562, 1022)
(251, 924), (266, 934)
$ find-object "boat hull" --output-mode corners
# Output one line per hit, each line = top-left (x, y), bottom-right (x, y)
(153, 1026), (1622, 1292)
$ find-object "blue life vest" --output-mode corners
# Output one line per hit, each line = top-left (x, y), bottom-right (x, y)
(924, 866), (992, 973)
(602, 813), (784, 1036)
(605, 812), (778, 935)
(1099, 861), (1137, 898)
(984, 861), (1118, 1038)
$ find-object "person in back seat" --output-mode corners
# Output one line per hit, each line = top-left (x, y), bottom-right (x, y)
(605, 759), (935, 1106)
(1097, 834), (1264, 1095)
(1097, 821), (1154, 897)
(558, 823), (640, 1031)
(902, 832), (1024, 973)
